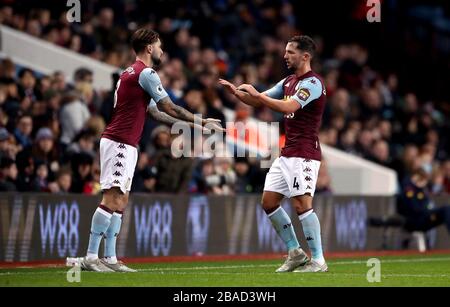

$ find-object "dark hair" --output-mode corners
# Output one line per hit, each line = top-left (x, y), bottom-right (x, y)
(131, 28), (160, 53)
(18, 68), (34, 79)
(0, 157), (15, 169)
(17, 113), (32, 121)
(288, 35), (316, 58)
(74, 128), (96, 142)
(74, 67), (93, 82)
(56, 167), (72, 179)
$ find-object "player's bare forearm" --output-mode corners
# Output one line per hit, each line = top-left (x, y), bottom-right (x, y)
(237, 84), (300, 114)
(158, 97), (200, 123)
(157, 97), (224, 131)
(148, 104), (182, 125)
(256, 94), (289, 113)
(236, 90), (263, 108)
(148, 104), (203, 130)
(218, 78), (262, 107)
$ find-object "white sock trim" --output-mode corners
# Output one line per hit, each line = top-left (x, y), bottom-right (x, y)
(298, 209), (313, 221)
(267, 206), (283, 218)
(113, 212), (123, 218)
(96, 207), (113, 219)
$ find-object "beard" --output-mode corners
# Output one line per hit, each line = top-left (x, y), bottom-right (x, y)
(152, 53), (162, 66)
(287, 61), (301, 72)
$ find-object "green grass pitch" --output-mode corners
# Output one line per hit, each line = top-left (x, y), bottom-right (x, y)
(1, 254), (450, 287)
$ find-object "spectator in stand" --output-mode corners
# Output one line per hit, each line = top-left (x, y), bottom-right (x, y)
(13, 114), (33, 150)
(49, 168), (72, 194)
(31, 160), (50, 192)
(0, 156), (17, 191)
(234, 157), (266, 194)
(132, 151), (158, 193)
(17, 68), (41, 103)
(64, 128), (97, 163)
(390, 144), (419, 184)
(59, 90), (91, 145)
(190, 157), (237, 195)
(370, 139), (391, 167)
(150, 125), (193, 193)
(82, 161), (101, 195)
(397, 163), (450, 238)
(213, 156), (236, 195)
(16, 127), (60, 181)
(0, 127), (19, 160)
(234, 157), (254, 194)
(70, 151), (94, 194)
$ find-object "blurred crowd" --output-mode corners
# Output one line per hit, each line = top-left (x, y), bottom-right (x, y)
(0, 0), (448, 195)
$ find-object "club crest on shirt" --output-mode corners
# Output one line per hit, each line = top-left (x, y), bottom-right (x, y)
(125, 66), (135, 75)
(296, 88), (310, 101)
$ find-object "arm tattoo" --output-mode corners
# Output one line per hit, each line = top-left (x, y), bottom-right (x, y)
(158, 97), (201, 123)
(148, 103), (182, 125)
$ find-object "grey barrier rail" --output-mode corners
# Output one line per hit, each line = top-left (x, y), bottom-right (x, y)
(0, 193), (449, 262)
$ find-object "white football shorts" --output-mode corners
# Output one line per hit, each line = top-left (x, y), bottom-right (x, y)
(263, 156), (321, 198)
(99, 137), (138, 194)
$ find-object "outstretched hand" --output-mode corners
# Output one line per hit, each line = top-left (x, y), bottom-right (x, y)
(218, 79), (238, 95)
(237, 84), (259, 98)
(203, 118), (225, 132)
(218, 79), (262, 108)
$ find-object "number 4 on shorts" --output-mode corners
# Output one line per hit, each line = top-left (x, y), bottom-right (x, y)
(293, 177), (300, 190)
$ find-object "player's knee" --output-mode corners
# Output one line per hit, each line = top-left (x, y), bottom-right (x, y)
(102, 188), (126, 211)
(294, 203), (311, 215)
(117, 196), (129, 211)
(261, 196), (280, 214)
(100, 202), (119, 213)
(292, 195), (313, 215)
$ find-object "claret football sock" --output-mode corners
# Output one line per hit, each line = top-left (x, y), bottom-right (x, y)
(86, 205), (113, 260)
(299, 210), (325, 265)
(267, 206), (300, 251)
(104, 211), (123, 264)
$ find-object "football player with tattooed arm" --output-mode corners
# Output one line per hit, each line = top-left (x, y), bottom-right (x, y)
(67, 28), (223, 272)
(219, 35), (328, 273)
